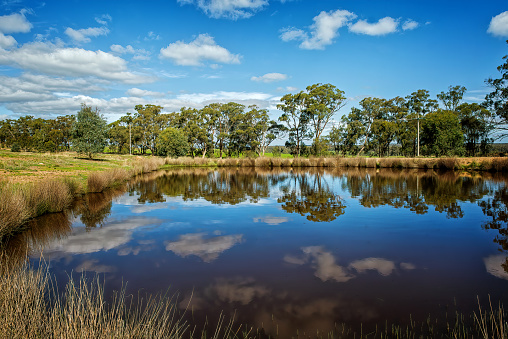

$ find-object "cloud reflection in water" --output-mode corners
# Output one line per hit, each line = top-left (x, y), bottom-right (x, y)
(165, 232), (243, 262)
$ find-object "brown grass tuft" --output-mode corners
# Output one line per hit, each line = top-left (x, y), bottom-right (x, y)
(255, 157), (271, 168)
(0, 184), (29, 237)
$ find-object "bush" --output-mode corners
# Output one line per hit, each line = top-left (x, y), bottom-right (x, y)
(11, 143), (21, 152)
(156, 128), (189, 157)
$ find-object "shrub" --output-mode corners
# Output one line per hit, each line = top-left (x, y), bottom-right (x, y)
(11, 143), (21, 152)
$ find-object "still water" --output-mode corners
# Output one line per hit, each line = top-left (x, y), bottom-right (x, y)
(7, 167), (508, 335)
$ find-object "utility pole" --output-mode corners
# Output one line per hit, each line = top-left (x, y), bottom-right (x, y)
(129, 123), (132, 155)
(417, 116), (420, 157)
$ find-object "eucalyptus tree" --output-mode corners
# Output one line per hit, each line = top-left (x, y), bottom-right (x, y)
(277, 91), (312, 157)
(71, 104), (108, 159)
(420, 109), (464, 156)
(457, 103), (493, 156)
(216, 102), (245, 158)
(133, 104), (166, 154)
(405, 89), (439, 156)
(437, 85), (467, 112)
(305, 83), (347, 155)
(485, 41), (508, 139)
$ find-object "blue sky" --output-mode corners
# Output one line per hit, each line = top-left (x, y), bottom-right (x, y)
(0, 0), (507, 124)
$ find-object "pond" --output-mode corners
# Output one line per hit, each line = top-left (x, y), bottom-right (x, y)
(5, 167), (508, 336)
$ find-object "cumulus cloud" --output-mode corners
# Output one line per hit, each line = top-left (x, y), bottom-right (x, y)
(76, 259), (116, 273)
(0, 12), (32, 34)
(349, 17), (398, 36)
(251, 72), (288, 83)
(0, 73), (104, 103)
(0, 33), (16, 48)
(3, 87), (278, 118)
(0, 42), (154, 83)
(349, 258), (396, 276)
(178, 0), (267, 20)
(165, 232), (243, 262)
(285, 246), (414, 283)
(65, 26), (109, 43)
(488, 11), (508, 37)
(126, 88), (165, 98)
(402, 19), (419, 31)
(160, 34), (241, 66)
(280, 9), (356, 50)
(484, 254), (508, 280)
(42, 217), (161, 258)
(110, 44), (150, 60)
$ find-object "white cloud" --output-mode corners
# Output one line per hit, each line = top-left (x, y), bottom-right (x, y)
(484, 254), (508, 280)
(65, 26), (109, 43)
(42, 217), (160, 257)
(402, 19), (419, 31)
(95, 14), (112, 26)
(302, 246), (355, 282)
(0, 33), (16, 48)
(251, 72), (288, 83)
(349, 17), (398, 36)
(165, 232), (243, 262)
(281, 9), (356, 50)
(349, 258), (396, 276)
(160, 34), (241, 66)
(0, 12), (32, 34)
(253, 215), (289, 225)
(0, 73), (104, 103)
(178, 0), (268, 20)
(488, 11), (508, 37)
(126, 88), (165, 98)
(145, 31), (160, 41)
(110, 44), (150, 60)
(0, 42), (154, 83)
(280, 27), (307, 42)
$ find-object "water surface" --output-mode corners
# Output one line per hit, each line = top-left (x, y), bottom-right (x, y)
(6, 167), (508, 336)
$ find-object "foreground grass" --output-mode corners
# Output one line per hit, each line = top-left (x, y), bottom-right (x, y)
(0, 261), (249, 339)
(0, 261), (506, 339)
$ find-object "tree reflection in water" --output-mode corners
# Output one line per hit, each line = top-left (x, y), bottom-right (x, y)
(277, 170), (346, 222)
(340, 169), (490, 219)
(479, 185), (508, 271)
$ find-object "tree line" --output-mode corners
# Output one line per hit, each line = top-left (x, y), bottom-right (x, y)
(1, 41), (508, 158)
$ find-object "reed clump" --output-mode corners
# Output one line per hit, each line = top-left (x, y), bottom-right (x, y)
(0, 184), (29, 238)
(0, 261), (253, 339)
(87, 168), (130, 193)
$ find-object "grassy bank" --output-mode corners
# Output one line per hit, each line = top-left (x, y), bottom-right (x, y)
(0, 261), (505, 339)
(0, 152), (165, 239)
(163, 156), (508, 172)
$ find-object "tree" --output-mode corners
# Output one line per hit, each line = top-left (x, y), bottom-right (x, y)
(71, 104), (108, 159)
(305, 83), (347, 155)
(457, 103), (493, 156)
(405, 89), (439, 156)
(420, 109), (464, 156)
(485, 40), (508, 139)
(133, 104), (167, 154)
(156, 127), (189, 157)
(437, 85), (467, 112)
(277, 91), (312, 157)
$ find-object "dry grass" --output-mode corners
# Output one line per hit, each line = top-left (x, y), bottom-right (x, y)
(87, 168), (130, 193)
(0, 184), (29, 238)
(0, 261), (253, 339)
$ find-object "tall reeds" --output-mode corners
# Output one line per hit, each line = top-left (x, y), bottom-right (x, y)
(0, 261), (251, 339)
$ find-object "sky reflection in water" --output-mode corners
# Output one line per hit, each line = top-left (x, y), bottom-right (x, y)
(16, 168), (508, 336)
